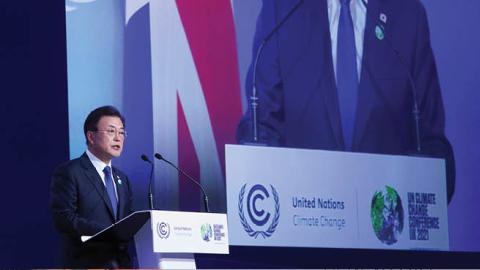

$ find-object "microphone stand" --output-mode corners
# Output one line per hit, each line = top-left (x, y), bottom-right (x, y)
(141, 154), (155, 210)
(250, 0), (304, 143)
(155, 153), (210, 213)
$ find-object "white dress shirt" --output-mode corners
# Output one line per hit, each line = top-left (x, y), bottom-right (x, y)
(86, 149), (118, 199)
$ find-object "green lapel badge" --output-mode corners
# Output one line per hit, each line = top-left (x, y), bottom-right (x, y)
(375, 25), (385, 40)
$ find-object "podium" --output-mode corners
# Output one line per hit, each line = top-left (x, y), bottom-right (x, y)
(82, 210), (229, 269)
(225, 144), (449, 251)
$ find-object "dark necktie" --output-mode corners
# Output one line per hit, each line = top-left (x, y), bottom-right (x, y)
(336, 0), (359, 150)
(103, 166), (118, 219)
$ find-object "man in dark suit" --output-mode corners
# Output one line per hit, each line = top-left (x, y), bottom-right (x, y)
(237, 0), (455, 202)
(50, 106), (134, 268)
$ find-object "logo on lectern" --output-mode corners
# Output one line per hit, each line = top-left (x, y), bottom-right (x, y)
(200, 223), (213, 242)
(156, 222), (170, 239)
(371, 185), (404, 245)
(238, 184), (280, 238)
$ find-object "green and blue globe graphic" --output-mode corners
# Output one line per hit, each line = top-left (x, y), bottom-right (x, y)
(200, 223), (213, 242)
(371, 185), (404, 245)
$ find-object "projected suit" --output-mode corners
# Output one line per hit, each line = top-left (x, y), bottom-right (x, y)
(237, 0), (455, 202)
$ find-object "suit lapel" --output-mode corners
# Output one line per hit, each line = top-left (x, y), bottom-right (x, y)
(309, 0), (344, 149)
(353, 0), (382, 150)
(80, 153), (116, 221)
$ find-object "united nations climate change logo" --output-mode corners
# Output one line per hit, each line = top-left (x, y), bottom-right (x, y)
(371, 185), (404, 245)
(238, 184), (280, 238)
(157, 222), (170, 239)
(200, 223), (213, 242)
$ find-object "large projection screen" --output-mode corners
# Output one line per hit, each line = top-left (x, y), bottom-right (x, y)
(65, 0), (480, 252)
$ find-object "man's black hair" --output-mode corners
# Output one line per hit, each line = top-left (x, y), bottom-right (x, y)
(83, 105), (125, 145)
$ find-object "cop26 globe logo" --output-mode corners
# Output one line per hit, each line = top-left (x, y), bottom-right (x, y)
(200, 223), (213, 242)
(371, 185), (404, 245)
(238, 184), (280, 238)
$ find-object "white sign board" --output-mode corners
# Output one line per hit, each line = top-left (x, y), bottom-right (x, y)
(150, 210), (229, 254)
(226, 144), (449, 251)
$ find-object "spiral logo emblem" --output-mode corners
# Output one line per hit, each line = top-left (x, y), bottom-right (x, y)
(156, 222), (170, 239)
(238, 184), (280, 238)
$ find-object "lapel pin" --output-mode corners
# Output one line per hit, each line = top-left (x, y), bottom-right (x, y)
(380, 13), (387, 24)
(117, 178), (122, 185)
(375, 25), (385, 40)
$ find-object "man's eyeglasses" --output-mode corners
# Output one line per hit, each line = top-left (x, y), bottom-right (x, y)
(95, 128), (127, 139)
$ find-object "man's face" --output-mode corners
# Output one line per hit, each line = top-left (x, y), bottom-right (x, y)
(87, 116), (125, 163)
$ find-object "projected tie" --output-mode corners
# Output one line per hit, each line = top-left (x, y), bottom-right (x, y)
(337, 0), (358, 150)
(103, 166), (118, 219)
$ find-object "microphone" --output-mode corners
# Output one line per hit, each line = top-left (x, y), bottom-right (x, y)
(250, 0), (304, 142)
(360, 0), (421, 153)
(141, 154), (155, 210)
(154, 153), (210, 213)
